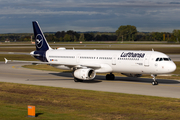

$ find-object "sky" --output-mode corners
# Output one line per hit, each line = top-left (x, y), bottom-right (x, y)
(0, 0), (180, 33)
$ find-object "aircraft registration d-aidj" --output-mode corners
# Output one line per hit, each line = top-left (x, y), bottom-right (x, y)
(5, 21), (176, 85)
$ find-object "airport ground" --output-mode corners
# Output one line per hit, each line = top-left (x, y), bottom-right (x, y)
(0, 43), (180, 119)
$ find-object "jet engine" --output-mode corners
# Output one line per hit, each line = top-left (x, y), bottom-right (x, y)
(74, 68), (96, 80)
(121, 73), (142, 77)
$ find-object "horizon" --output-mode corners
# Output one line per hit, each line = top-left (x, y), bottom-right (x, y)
(0, 31), (174, 34)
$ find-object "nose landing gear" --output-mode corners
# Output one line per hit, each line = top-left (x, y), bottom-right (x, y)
(151, 74), (158, 85)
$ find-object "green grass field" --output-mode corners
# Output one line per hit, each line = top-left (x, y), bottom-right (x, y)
(0, 54), (37, 61)
(0, 82), (180, 120)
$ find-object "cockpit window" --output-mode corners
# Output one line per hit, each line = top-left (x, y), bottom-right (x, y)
(156, 58), (159, 61)
(159, 58), (163, 61)
(163, 58), (169, 61)
(155, 57), (171, 61)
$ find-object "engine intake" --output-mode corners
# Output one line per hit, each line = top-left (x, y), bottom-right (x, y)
(74, 68), (96, 80)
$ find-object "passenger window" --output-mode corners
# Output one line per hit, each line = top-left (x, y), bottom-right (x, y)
(156, 58), (159, 61)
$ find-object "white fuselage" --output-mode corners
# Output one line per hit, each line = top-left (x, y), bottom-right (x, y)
(46, 49), (176, 75)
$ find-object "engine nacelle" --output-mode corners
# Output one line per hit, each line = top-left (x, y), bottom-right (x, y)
(121, 73), (142, 77)
(74, 68), (96, 80)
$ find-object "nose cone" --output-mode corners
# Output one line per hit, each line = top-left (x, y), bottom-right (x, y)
(168, 62), (176, 73)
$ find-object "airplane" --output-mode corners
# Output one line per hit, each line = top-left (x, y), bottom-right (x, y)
(5, 21), (176, 85)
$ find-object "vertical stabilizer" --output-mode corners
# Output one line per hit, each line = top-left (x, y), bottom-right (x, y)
(32, 21), (52, 51)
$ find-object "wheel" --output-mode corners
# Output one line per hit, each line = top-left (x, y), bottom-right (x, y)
(106, 74), (115, 80)
(152, 81), (158, 85)
(155, 81), (158, 85)
(152, 81), (155, 85)
(106, 74), (110, 80)
(151, 74), (158, 85)
(110, 74), (115, 80)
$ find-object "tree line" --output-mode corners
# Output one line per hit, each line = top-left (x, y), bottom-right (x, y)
(115, 25), (179, 42)
(0, 26), (180, 42)
(46, 30), (117, 42)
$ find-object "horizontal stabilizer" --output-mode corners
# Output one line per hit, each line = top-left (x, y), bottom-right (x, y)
(4, 58), (9, 64)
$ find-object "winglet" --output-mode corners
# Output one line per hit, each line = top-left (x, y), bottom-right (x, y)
(4, 58), (8, 64)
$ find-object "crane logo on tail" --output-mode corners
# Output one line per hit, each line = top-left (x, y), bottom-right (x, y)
(36, 34), (43, 49)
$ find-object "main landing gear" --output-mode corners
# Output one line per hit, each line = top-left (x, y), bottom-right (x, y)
(151, 74), (158, 85)
(106, 73), (115, 80)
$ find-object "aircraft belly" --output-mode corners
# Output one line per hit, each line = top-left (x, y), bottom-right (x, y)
(95, 64), (112, 73)
(114, 62), (143, 74)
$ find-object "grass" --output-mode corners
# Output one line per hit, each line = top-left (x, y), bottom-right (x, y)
(173, 62), (180, 74)
(0, 82), (180, 120)
(0, 48), (35, 52)
(0, 54), (37, 61)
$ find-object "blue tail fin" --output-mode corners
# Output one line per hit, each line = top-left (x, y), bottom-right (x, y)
(32, 21), (52, 51)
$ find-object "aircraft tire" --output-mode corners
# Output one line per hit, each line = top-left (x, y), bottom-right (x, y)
(152, 81), (158, 85)
(106, 74), (115, 80)
(155, 81), (158, 85)
(106, 74), (110, 80)
(110, 74), (115, 80)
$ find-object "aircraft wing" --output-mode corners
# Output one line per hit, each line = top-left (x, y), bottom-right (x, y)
(4, 58), (101, 69)
(50, 62), (101, 69)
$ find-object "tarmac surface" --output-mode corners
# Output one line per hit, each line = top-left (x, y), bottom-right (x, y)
(0, 62), (180, 98)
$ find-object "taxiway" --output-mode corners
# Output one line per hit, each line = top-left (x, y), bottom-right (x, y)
(0, 62), (180, 98)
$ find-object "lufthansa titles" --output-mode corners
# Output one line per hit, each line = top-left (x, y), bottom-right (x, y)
(121, 52), (145, 58)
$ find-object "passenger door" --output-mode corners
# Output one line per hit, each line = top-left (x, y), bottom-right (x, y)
(144, 54), (151, 67)
(112, 55), (116, 65)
